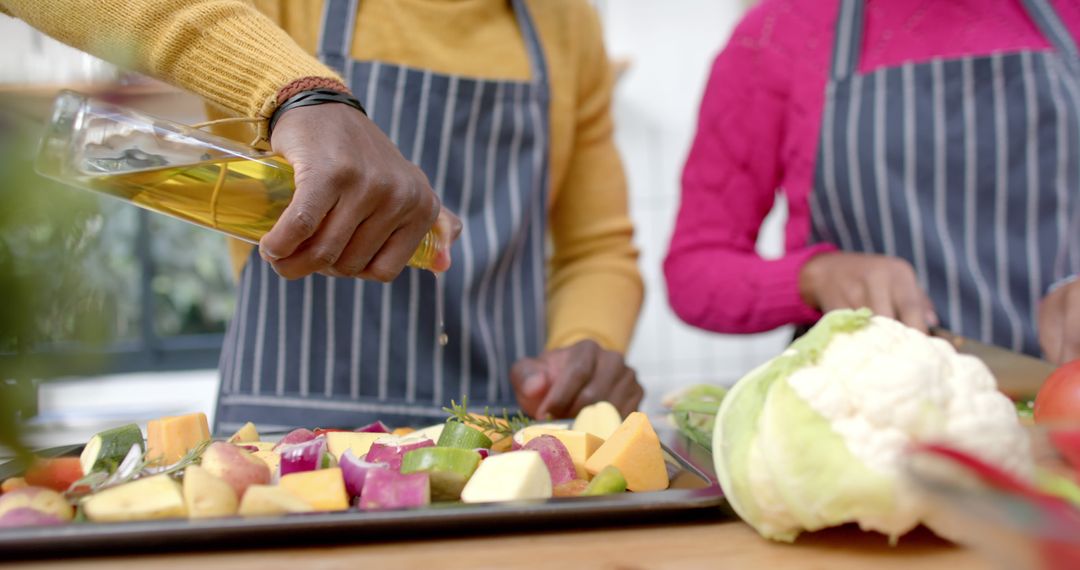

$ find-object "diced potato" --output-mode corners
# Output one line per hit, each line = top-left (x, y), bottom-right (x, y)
(238, 485), (310, 517)
(83, 475), (187, 522)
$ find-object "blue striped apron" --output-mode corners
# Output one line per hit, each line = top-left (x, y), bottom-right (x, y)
(810, 0), (1080, 356)
(213, 0), (550, 433)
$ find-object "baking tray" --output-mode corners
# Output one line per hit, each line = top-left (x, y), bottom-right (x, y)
(0, 429), (726, 558)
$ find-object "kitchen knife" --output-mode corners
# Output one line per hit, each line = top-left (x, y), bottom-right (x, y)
(930, 327), (1054, 398)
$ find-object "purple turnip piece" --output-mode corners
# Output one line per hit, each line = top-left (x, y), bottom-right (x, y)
(0, 508), (65, 528)
(358, 469), (430, 511)
(364, 437), (435, 471)
(522, 436), (577, 486)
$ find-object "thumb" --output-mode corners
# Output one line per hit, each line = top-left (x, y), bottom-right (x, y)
(510, 357), (550, 417)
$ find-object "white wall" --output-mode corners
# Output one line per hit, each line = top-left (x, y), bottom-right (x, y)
(599, 1), (792, 412)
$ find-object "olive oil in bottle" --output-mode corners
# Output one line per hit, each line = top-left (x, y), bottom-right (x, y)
(36, 90), (443, 270)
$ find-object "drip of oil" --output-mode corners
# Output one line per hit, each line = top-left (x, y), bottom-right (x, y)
(434, 272), (448, 347)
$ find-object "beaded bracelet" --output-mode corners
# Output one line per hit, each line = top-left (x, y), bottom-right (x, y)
(267, 88), (368, 137)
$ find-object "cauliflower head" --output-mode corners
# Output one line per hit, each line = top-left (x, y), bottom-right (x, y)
(713, 308), (1030, 543)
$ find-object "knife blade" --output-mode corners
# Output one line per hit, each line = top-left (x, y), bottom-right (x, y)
(929, 327), (1054, 398)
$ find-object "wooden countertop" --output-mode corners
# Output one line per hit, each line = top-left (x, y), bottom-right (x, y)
(8, 519), (985, 570)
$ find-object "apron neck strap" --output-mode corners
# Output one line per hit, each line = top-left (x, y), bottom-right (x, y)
(1021, 0), (1080, 66)
(318, 0), (359, 76)
(830, 0), (1080, 80)
(317, 0), (550, 89)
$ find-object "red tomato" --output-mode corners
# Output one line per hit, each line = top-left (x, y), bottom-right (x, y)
(1034, 360), (1080, 423)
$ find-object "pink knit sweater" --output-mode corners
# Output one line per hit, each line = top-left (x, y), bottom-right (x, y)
(664, 0), (1080, 334)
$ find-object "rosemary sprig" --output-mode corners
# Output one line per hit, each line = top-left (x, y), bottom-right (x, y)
(64, 439), (211, 502)
(442, 397), (533, 438)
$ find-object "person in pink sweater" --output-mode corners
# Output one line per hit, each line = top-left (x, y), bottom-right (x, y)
(666, 0), (1080, 363)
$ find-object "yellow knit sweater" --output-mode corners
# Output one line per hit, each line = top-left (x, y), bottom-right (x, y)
(1, 0), (643, 353)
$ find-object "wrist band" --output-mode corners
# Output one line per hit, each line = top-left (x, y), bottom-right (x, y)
(268, 88), (368, 137)
(276, 76), (350, 105)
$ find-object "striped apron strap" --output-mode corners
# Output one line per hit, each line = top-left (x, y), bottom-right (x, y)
(318, 0), (360, 75)
(829, 0), (865, 80)
(1023, 0), (1080, 70)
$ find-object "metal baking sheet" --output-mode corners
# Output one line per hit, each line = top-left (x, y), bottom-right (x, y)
(0, 428), (726, 558)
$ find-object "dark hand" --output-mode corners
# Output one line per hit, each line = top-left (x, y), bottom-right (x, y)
(510, 340), (643, 420)
(799, 251), (937, 332)
(263, 103), (461, 280)
(1039, 279), (1080, 364)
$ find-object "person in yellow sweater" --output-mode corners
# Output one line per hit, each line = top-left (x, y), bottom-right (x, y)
(1, 0), (644, 431)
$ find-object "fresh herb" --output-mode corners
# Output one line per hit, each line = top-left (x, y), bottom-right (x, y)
(64, 439), (210, 502)
(442, 397), (533, 438)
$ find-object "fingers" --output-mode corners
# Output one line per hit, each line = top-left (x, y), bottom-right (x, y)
(607, 369), (645, 417)
(537, 342), (599, 420)
(259, 167), (339, 264)
(429, 208), (463, 273)
(567, 349), (624, 417)
(890, 266), (931, 333)
(510, 357), (550, 419)
(264, 103), (442, 281)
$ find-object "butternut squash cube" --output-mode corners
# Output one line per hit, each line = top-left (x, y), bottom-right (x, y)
(146, 412), (210, 466)
(584, 412), (669, 492)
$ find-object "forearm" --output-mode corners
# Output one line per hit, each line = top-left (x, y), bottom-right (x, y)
(1, 0), (339, 139)
(664, 243), (832, 334)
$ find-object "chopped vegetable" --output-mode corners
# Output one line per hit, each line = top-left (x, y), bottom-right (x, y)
(358, 469), (430, 511)
(324, 432), (384, 461)
(237, 485), (310, 517)
(443, 398), (531, 448)
(522, 436), (577, 486)
(83, 474), (187, 522)
(553, 479), (589, 497)
(227, 422), (260, 444)
(279, 468), (349, 512)
(278, 438), (328, 476)
(272, 428), (317, 451)
(355, 421), (391, 434)
(0, 487), (73, 521)
(182, 465), (238, 519)
(24, 457), (84, 493)
(460, 451), (552, 503)
(365, 436), (435, 471)
(712, 309), (1031, 543)
(145, 413), (210, 466)
(572, 401), (623, 440)
(200, 442), (271, 499)
(585, 412), (669, 493)
(339, 450), (388, 498)
(1, 477), (27, 494)
(401, 447), (481, 501)
(437, 421), (494, 450)
(0, 507), (66, 527)
(80, 423), (144, 475)
(666, 384), (728, 450)
(582, 466), (627, 496)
